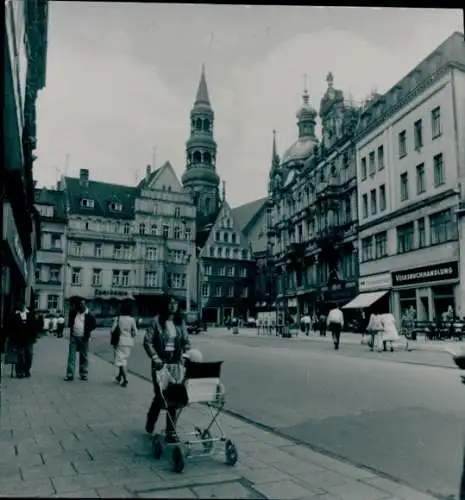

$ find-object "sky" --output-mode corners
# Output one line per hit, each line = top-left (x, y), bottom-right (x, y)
(35, 4), (463, 208)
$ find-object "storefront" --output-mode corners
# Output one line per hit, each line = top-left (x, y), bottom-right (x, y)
(391, 261), (459, 322)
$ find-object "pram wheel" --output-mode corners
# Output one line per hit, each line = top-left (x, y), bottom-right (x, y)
(201, 429), (213, 453)
(171, 445), (185, 473)
(152, 434), (163, 459)
(225, 439), (238, 466)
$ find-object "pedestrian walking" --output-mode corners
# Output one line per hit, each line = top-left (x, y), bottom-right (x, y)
(143, 296), (191, 441)
(366, 312), (383, 351)
(56, 312), (65, 338)
(8, 300), (37, 378)
(318, 312), (327, 337)
(64, 298), (96, 382)
(231, 316), (239, 335)
(378, 313), (400, 352)
(111, 301), (138, 387)
(327, 305), (344, 350)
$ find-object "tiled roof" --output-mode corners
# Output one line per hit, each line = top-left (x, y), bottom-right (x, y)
(64, 177), (136, 220)
(34, 188), (67, 221)
(231, 197), (268, 236)
(137, 167), (161, 190)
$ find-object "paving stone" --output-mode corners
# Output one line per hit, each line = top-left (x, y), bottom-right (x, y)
(193, 480), (261, 499)
(361, 477), (438, 500)
(42, 450), (92, 465)
(251, 478), (316, 499)
(79, 472), (112, 489)
(51, 475), (88, 494)
(137, 487), (197, 498)
(58, 489), (100, 498)
(96, 485), (133, 498)
(20, 461), (77, 481)
(325, 479), (394, 500)
(242, 465), (292, 485)
(291, 468), (354, 489)
(1, 478), (56, 497)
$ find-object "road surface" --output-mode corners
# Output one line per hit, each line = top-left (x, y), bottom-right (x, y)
(89, 328), (464, 499)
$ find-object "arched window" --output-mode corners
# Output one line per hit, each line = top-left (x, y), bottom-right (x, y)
(209, 247), (214, 257)
(123, 223), (130, 234)
(195, 118), (202, 130)
(242, 249), (248, 259)
(204, 197), (210, 212)
(203, 152), (211, 164)
(203, 119), (210, 132)
(139, 223), (146, 236)
(191, 118), (195, 130)
(231, 233), (237, 244)
(212, 153), (216, 166)
(193, 151), (201, 163)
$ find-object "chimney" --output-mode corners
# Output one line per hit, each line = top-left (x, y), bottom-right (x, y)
(146, 164), (151, 183)
(79, 169), (89, 187)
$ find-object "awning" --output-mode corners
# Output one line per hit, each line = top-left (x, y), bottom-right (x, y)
(342, 290), (389, 309)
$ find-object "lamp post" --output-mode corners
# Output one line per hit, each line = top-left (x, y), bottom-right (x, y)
(181, 219), (191, 313)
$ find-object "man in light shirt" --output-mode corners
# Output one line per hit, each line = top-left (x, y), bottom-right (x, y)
(327, 303), (344, 350)
(64, 298), (96, 381)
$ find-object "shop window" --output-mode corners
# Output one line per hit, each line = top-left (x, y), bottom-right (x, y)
(432, 285), (455, 321)
(399, 289), (416, 320)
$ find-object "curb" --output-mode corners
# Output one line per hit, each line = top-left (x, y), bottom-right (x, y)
(93, 348), (442, 500)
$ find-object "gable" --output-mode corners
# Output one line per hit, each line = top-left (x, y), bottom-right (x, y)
(149, 162), (182, 192)
(199, 202), (252, 260)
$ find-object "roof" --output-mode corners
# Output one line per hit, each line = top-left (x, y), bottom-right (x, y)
(34, 188), (67, 221)
(137, 167), (161, 190)
(194, 65), (211, 106)
(64, 177), (136, 220)
(230, 197), (268, 236)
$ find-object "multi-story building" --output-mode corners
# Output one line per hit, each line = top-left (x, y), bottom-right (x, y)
(63, 164), (196, 317)
(268, 75), (360, 322)
(181, 67), (256, 324)
(354, 31), (465, 322)
(34, 187), (67, 312)
(2, 0), (48, 341)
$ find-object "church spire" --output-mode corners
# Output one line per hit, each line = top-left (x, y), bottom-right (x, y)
(194, 64), (211, 106)
(271, 129), (279, 166)
(222, 180), (226, 202)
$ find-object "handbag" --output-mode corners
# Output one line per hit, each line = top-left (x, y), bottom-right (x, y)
(110, 317), (121, 347)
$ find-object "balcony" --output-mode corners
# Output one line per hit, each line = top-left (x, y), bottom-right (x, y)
(316, 182), (341, 201)
(36, 279), (62, 286)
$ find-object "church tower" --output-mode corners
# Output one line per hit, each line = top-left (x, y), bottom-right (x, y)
(182, 65), (220, 223)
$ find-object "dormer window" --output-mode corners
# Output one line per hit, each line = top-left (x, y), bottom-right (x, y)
(109, 201), (122, 212)
(80, 198), (94, 209)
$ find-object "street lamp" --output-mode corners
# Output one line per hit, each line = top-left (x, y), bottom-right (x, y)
(181, 219), (192, 313)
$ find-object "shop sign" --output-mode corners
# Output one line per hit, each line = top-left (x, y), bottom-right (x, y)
(359, 273), (392, 291)
(392, 261), (458, 287)
(2, 202), (28, 281)
(95, 289), (133, 298)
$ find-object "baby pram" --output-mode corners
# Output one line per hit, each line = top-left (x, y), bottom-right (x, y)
(151, 360), (238, 473)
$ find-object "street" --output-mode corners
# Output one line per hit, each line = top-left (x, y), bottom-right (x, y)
(90, 328), (464, 499)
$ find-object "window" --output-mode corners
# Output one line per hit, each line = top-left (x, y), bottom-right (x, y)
(205, 265), (212, 275)
(185, 228), (191, 241)
(361, 157), (367, 180)
(231, 233), (237, 244)
(94, 243), (102, 258)
(430, 209), (456, 245)
(418, 218), (426, 248)
(162, 225), (169, 239)
(34, 294), (40, 311)
(49, 267), (60, 283)
(174, 207), (181, 217)
(400, 173), (409, 201)
(112, 270), (121, 287)
(47, 295), (59, 310)
(431, 106), (441, 138)
(377, 145), (384, 170)
(51, 234), (61, 249)
(416, 163), (426, 194)
(219, 267), (226, 277)
(217, 247), (223, 258)
(209, 247), (214, 257)
(151, 224), (157, 236)
(397, 222), (414, 253)
(433, 153), (445, 187)
(121, 271), (130, 287)
(202, 283), (209, 297)
(227, 266), (234, 277)
(242, 250), (248, 259)
(414, 119), (423, 149)
(122, 245), (131, 259)
(379, 185), (386, 211)
(174, 226), (181, 239)
(71, 268), (81, 286)
(215, 285), (222, 297)
(109, 202), (122, 212)
(374, 232), (388, 259)
(80, 198), (94, 209)
(398, 130), (407, 158)
(361, 237), (373, 262)
(362, 194), (368, 218)
(370, 189), (377, 215)
(240, 268), (247, 278)
(215, 232), (220, 242)
(139, 223), (146, 236)
(70, 242), (82, 257)
(113, 244), (122, 259)
(228, 285), (234, 297)
(123, 223), (130, 234)
(223, 232), (229, 243)
(368, 151), (375, 176)
(144, 272), (158, 288)
(241, 287), (248, 298)
(92, 268), (102, 286)
(146, 247), (158, 260)
(344, 198), (351, 223)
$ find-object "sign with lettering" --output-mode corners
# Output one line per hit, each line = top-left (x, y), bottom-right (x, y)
(94, 289), (133, 298)
(359, 273), (392, 291)
(392, 261), (459, 287)
(2, 202), (28, 281)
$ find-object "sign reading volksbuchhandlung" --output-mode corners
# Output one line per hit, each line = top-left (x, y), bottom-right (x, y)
(392, 261), (459, 287)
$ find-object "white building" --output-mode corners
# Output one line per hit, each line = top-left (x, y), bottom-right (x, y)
(354, 31), (465, 322)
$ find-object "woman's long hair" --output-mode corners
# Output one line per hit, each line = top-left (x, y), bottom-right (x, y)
(158, 295), (183, 328)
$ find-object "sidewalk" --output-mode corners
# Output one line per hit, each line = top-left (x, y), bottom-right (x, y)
(1, 337), (437, 500)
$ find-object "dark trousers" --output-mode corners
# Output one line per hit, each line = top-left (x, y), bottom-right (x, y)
(16, 343), (34, 376)
(329, 323), (342, 348)
(319, 323), (326, 336)
(147, 371), (177, 434)
(66, 336), (89, 378)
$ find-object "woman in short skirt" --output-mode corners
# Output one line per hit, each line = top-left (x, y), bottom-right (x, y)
(112, 300), (138, 387)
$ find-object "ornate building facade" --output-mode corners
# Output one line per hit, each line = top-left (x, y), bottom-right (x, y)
(267, 74), (360, 322)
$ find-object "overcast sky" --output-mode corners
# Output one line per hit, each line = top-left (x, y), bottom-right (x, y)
(35, 4), (463, 207)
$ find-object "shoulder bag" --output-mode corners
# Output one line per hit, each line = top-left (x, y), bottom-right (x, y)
(110, 316), (121, 348)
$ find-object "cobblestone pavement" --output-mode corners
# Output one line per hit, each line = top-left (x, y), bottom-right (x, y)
(1, 336), (438, 499)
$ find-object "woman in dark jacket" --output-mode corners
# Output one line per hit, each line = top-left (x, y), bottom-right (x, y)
(143, 296), (191, 441)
